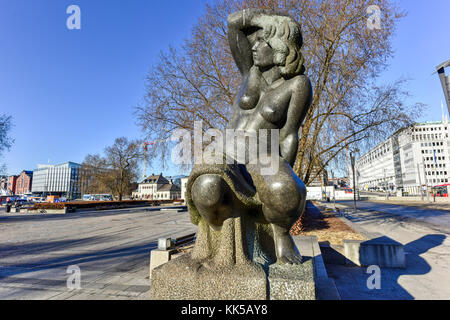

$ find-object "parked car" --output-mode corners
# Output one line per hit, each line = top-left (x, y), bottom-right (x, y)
(10, 199), (31, 208)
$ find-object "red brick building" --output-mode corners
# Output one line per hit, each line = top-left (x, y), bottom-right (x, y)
(15, 171), (33, 195)
(7, 175), (18, 195)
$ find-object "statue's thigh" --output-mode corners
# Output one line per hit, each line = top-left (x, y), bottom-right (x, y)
(191, 174), (228, 209)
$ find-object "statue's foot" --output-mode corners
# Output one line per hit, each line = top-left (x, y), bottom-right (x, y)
(272, 225), (302, 265)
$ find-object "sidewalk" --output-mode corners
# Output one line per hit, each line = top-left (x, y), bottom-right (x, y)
(368, 198), (450, 212)
(317, 201), (450, 299)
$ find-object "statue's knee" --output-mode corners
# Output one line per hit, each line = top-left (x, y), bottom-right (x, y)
(192, 174), (225, 209)
(264, 179), (306, 219)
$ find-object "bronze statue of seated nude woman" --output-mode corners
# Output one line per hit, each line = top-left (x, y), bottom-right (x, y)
(186, 9), (312, 265)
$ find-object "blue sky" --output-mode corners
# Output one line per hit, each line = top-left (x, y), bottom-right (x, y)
(1, 0), (449, 177)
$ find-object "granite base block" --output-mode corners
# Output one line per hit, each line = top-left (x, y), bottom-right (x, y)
(149, 253), (267, 300)
(150, 253), (315, 300)
(268, 258), (315, 300)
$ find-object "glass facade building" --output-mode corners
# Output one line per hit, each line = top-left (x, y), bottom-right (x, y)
(31, 162), (82, 199)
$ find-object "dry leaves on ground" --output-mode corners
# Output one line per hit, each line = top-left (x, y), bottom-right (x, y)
(290, 202), (365, 245)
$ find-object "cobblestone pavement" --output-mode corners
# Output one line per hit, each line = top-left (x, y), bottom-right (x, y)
(0, 206), (197, 300)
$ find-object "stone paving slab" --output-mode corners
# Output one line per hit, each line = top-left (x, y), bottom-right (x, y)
(0, 206), (197, 300)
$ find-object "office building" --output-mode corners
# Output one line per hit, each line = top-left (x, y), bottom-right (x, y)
(356, 118), (450, 195)
(31, 162), (82, 199)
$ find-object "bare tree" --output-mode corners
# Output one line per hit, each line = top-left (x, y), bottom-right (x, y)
(81, 137), (143, 201)
(104, 137), (143, 201)
(135, 0), (424, 184)
(0, 114), (13, 174)
(80, 154), (110, 195)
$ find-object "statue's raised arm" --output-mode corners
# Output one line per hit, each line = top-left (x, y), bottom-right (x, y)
(227, 10), (254, 76)
(227, 9), (271, 76)
(228, 9), (304, 77)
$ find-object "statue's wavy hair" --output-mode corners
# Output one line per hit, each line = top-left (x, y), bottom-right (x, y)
(261, 15), (305, 77)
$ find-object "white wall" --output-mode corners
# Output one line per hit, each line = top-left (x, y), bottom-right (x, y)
(306, 187), (355, 200)
(181, 177), (189, 201)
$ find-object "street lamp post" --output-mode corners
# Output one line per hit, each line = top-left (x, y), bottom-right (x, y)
(419, 162), (430, 202)
(383, 168), (389, 200)
(69, 179), (73, 201)
(350, 150), (359, 212)
(331, 170), (336, 210)
(432, 150), (438, 203)
(435, 61), (450, 115)
(417, 163), (424, 201)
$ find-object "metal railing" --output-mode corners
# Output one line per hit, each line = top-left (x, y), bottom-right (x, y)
(157, 233), (196, 251)
(173, 233), (196, 248)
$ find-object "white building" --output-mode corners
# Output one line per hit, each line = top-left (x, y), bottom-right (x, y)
(134, 173), (181, 200)
(31, 162), (82, 199)
(355, 138), (397, 191)
(181, 177), (189, 202)
(356, 118), (450, 195)
(0, 176), (7, 196)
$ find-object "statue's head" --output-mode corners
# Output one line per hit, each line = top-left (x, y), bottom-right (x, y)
(250, 13), (304, 77)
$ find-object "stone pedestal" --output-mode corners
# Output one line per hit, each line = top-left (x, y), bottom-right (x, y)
(149, 216), (316, 300)
(149, 253), (315, 300)
(150, 253), (267, 300)
(268, 259), (315, 300)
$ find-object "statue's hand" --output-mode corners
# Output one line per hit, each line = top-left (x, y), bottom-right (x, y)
(228, 9), (277, 29)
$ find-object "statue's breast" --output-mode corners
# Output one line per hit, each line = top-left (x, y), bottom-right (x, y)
(238, 72), (260, 110)
(257, 89), (291, 127)
(239, 92), (259, 110)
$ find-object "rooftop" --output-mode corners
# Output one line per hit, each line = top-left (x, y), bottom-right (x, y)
(141, 173), (169, 185)
(158, 184), (181, 192)
(36, 161), (82, 170)
(415, 121), (447, 126)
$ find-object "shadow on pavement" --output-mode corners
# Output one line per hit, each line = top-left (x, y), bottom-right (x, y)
(325, 234), (446, 300)
(0, 236), (116, 258)
(0, 206), (173, 224)
(0, 238), (158, 279)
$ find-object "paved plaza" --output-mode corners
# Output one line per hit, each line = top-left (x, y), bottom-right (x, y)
(342, 200), (450, 229)
(0, 206), (197, 300)
(1, 200), (449, 300)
